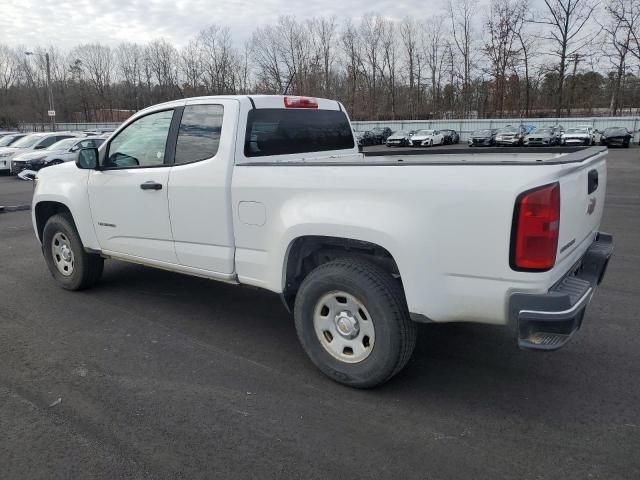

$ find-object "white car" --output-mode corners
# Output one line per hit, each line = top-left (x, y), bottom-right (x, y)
(562, 126), (596, 146)
(409, 129), (444, 146)
(10, 136), (105, 174)
(31, 95), (613, 388)
(0, 132), (81, 173)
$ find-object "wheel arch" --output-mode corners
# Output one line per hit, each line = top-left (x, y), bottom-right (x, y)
(280, 235), (404, 312)
(34, 201), (74, 243)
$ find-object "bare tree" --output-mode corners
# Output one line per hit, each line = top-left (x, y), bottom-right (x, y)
(603, 0), (640, 114)
(534, 0), (597, 115)
(484, 0), (527, 116)
(310, 17), (338, 95)
(423, 16), (448, 117)
(399, 18), (420, 118)
(449, 0), (478, 116)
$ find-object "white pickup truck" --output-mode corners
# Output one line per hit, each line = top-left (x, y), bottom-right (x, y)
(31, 95), (613, 387)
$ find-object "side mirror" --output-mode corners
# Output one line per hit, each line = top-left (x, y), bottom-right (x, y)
(76, 147), (99, 169)
(34, 144), (46, 149)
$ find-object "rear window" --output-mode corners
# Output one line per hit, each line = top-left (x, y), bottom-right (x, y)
(244, 109), (354, 157)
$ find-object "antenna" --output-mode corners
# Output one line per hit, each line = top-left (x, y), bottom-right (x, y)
(282, 70), (296, 95)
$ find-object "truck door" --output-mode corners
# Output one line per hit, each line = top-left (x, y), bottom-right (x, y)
(88, 108), (179, 264)
(167, 99), (239, 274)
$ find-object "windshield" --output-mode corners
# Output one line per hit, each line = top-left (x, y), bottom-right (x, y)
(567, 128), (589, 133)
(604, 128), (626, 135)
(0, 135), (22, 147)
(534, 128), (552, 134)
(391, 131), (407, 136)
(473, 130), (492, 136)
(416, 130), (434, 135)
(47, 138), (78, 151)
(10, 134), (43, 148)
(498, 126), (518, 133)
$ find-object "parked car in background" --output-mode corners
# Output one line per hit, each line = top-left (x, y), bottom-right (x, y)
(495, 125), (527, 146)
(524, 127), (557, 146)
(371, 127), (392, 144)
(600, 127), (632, 148)
(354, 130), (378, 147)
(0, 132), (82, 173)
(468, 129), (498, 146)
(11, 136), (105, 173)
(385, 130), (413, 147)
(0, 133), (27, 147)
(440, 129), (460, 144)
(561, 126), (596, 146)
(0, 131), (20, 138)
(409, 129), (445, 147)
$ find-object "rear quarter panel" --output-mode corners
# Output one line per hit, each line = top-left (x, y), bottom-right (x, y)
(231, 157), (603, 325)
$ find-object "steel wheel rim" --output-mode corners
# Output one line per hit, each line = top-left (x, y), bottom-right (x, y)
(313, 291), (375, 364)
(51, 231), (74, 276)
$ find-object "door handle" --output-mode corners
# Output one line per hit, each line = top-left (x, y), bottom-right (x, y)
(140, 181), (162, 191)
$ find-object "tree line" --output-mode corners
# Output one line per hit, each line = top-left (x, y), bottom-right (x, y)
(2, 0), (640, 127)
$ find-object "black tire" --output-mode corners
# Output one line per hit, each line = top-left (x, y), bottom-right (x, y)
(294, 258), (417, 388)
(42, 213), (104, 291)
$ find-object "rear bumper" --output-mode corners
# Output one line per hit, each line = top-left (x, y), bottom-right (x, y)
(509, 232), (613, 351)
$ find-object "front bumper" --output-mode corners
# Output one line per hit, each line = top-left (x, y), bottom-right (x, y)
(10, 160), (26, 174)
(509, 232), (613, 351)
(496, 138), (521, 145)
(563, 138), (590, 145)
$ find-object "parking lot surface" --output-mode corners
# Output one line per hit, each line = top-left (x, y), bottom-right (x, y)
(1, 147), (639, 479)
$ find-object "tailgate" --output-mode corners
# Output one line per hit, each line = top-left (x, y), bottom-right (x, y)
(556, 150), (607, 265)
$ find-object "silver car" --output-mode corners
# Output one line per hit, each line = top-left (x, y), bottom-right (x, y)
(11, 136), (104, 173)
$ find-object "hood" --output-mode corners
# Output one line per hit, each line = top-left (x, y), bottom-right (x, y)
(0, 146), (20, 156)
(526, 132), (552, 139)
(35, 159), (77, 180)
(412, 134), (434, 140)
(387, 134), (406, 140)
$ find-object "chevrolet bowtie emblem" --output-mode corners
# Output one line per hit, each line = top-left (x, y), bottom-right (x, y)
(587, 197), (597, 215)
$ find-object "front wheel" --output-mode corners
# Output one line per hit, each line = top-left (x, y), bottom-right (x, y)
(42, 213), (104, 290)
(294, 258), (417, 388)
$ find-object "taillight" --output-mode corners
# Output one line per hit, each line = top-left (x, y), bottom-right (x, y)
(510, 182), (560, 271)
(284, 96), (318, 109)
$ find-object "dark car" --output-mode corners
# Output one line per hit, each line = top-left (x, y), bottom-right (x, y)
(468, 129), (498, 147)
(439, 129), (460, 145)
(600, 127), (632, 148)
(371, 127), (392, 144)
(355, 130), (378, 147)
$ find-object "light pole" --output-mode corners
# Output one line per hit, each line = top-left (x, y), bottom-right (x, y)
(25, 51), (56, 131)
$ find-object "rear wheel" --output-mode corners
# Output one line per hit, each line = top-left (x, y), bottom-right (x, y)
(42, 214), (104, 290)
(294, 258), (417, 388)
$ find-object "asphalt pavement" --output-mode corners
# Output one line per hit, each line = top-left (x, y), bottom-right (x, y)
(1, 147), (639, 479)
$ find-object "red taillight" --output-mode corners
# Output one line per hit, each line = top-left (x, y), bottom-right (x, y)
(284, 96), (318, 109)
(511, 183), (560, 271)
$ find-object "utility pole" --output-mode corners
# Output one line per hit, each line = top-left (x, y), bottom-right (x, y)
(25, 51), (56, 131)
(567, 53), (580, 117)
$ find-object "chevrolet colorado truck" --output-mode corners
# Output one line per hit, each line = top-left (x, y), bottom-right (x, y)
(31, 95), (613, 388)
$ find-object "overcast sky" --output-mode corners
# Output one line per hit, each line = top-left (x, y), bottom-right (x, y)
(0, 0), (440, 50)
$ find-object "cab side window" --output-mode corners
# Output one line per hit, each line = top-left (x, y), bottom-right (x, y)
(104, 110), (174, 169)
(174, 105), (224, 165)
